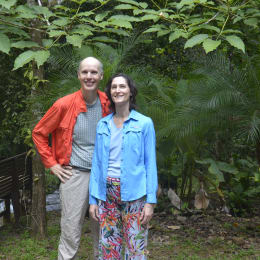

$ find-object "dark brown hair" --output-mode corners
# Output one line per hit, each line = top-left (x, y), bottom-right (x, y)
(105, 73), (138, 112)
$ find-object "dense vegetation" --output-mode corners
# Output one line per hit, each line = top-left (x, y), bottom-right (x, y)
(0, 0), (260, 227)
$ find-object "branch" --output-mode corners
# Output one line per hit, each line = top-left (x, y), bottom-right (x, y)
(217, 13), (229, 40)
(0, 17), (45, 32)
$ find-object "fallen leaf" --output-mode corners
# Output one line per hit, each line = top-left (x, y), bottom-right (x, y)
(167, 225), (181, 230)
(168, 188), (181, 210)
(194, 185), (209, 210)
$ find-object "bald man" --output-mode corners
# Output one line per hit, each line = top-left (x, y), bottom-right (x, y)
(32, 57), (110, 260)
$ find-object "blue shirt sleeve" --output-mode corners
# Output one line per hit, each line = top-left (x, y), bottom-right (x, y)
(144, 118), (158, 203)
(89, 127), (99, 205)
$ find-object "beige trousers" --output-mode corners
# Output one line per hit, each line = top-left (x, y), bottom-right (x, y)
(58, 168), (99, 260)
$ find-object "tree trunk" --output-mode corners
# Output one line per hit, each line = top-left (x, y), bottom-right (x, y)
(27, 0), (47, 238)
(31, 153), (46, 239)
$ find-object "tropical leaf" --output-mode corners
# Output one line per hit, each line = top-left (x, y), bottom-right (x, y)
(115, 4), (135, 10)
(13, 50), (35, 70)
(225, 35), (245, 53)
(202, 39), (221, 53)
(0, 0), (17, 9)
(91, 36), (117, 43)
(109, 15), (140, 22)
(244, 18), (258, 28)
(34, 50), (50, 68)
(184, 34), (208, 49)
(0, 33), (11, 54)
(169, 30), (188, 42)
(95, 11), (110, 22)
(52, 17), (70, 27)
(117, 0), (139, 6)
(48, 30), (67, 37)
(66, 35), (84, 48)
(11, 41), (39, 49)
(108, 19), (133, 29)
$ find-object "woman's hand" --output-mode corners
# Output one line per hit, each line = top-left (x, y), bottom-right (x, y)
(89, 204), (99, 222)
(140, 203), (154, 225)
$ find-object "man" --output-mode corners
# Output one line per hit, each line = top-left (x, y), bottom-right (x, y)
(32, 57), (110, 260)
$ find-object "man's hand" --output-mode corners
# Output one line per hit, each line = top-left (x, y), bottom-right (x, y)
(50, 164), (72, 183)
(89, 204), (99, 222)
(140, 203), (154, 225)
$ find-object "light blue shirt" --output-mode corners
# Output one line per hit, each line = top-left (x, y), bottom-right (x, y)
(107, 118), (122, 178)
(89, 110), (158, 204)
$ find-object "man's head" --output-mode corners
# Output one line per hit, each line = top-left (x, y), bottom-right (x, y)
(78, 57), (103, 94)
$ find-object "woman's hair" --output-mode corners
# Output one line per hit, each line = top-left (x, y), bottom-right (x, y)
(105, 73), (138, 112)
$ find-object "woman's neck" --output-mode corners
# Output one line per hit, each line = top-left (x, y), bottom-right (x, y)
(114, 104), (130, 120)
(113, 105), (130, 128)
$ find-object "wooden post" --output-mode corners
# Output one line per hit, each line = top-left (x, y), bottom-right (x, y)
(11, 158), (21, 225)
(3, 198), (11, 223)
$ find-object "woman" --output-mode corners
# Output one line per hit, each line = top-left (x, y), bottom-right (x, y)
(89, 73), (158, 259)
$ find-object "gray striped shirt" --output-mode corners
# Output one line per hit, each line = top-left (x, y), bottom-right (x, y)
(70, 97), (102, 170)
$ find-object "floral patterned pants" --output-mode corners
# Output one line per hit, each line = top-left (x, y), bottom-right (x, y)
(98, 177), (148, 260)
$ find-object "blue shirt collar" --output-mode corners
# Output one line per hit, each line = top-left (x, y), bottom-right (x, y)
(103, 109), (138, 124)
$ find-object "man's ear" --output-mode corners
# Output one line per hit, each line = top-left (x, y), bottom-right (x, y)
(100, 73), (104, 80)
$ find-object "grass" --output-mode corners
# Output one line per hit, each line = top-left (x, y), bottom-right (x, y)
(0, 211), (259, 260)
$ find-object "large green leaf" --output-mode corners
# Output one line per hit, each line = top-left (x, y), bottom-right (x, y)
(109, 15), (140, 22)
(115, 4), (135, 10)
(34, 50), (50, 68)
(32, 5), (55, 18)
(0, 33), (10, 54)
(208, 162), (225, 182)
(48, 30), (66, 37)
(91, 36), (117, 43)
(75, 11), (94, 17)
(184, 34), (208, 49)
(66, 35), (84, 48)
(222, 29), (243, 35)
(11, 41), (39, 49)
(225, 35), (245, 53)
(140, 14), (159, 22)
(52, 17), (70, 27)
(139, 2), (148, 8)
(217, 162), (237, 174)
(244, 18), (258, 28)
(143, 27), (161, 33)
(95, 11), (110, 22)
(177, 0), (195, 9)
(202, 38), (221, 53)
(13, 50), (35, 70)
(0, 0), (17, 9)
(42, 39), (53, 48)
(0, 26), (30, 38)
(157, 29), (170, 37)
(169, 30), (188, 42)
(71, 28), (93, 37)
(109, 19), (132, 29)
(16, 5), (37, 19)
(117, 0), (139, 6)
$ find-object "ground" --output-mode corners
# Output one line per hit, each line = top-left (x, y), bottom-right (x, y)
(0, 208), (259, 260)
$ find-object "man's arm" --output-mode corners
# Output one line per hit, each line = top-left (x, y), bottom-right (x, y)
(32, 102), (72, 182)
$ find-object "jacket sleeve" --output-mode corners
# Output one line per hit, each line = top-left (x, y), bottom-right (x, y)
(144, 118), (158, 203)
(32, 102), (62, 168)
(89, 126), (100, 205)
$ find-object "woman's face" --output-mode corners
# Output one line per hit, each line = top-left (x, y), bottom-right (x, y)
(110, 76), (131, 107)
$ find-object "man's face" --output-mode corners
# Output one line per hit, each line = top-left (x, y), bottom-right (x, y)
(78, 59), (103, 93)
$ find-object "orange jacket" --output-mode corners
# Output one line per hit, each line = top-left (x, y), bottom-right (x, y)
(32, 90), (110, 168)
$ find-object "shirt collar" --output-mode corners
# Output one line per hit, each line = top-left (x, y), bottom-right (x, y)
(102, 109), (138, 124)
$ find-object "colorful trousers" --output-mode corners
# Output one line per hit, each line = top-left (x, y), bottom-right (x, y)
(98, 177), (148, 260)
